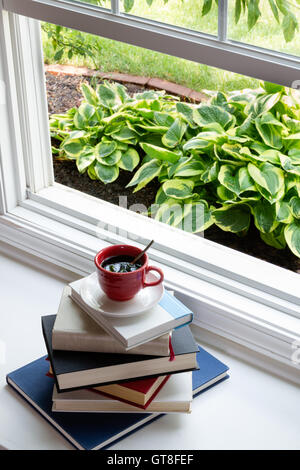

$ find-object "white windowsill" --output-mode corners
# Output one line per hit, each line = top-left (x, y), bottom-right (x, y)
(26, 184), (300, 312)
(0, 244), (300, 450)
(1, 200), (300, 385)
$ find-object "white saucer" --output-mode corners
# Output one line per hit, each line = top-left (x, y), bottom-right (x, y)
(80, 272), (164, 317)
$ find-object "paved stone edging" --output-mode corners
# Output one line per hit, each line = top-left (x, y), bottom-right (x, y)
(44, 64), (207, 103)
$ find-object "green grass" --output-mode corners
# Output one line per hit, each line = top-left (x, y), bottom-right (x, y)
(42, 0), (300, 93)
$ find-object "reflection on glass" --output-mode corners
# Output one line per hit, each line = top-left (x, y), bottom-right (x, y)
(228, 0), (300, 57)
(120, 0), (218, 35)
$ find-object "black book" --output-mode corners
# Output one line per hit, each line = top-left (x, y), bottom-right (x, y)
(42, 315), (199, 392)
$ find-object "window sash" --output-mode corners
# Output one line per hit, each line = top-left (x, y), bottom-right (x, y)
(0, 9), (27, 213)
(1, 6), (300, 372)
(0, 6), (299, 315)
(4, 0), (300, 88)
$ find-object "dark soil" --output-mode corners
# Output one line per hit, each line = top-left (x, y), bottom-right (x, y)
(45, 71), (300, 273)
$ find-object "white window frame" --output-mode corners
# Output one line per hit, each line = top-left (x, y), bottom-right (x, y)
(1, 1), (300, 380)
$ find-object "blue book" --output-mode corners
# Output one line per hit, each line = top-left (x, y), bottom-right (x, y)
(6, 347), (229, 450)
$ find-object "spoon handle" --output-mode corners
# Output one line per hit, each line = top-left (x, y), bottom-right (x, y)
(131, 240), (154, 265)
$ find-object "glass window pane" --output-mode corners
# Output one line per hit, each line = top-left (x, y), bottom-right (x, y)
(41, 20), (300, 272)
(58, 0), (111, 8)
(120, 0), (218, 35)
(228, 0), (300, 57)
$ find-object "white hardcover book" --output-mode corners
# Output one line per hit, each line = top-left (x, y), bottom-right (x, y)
(52, 287), (170, 356)
(52, 372), (192, 414)
(69, 277), (193, 349)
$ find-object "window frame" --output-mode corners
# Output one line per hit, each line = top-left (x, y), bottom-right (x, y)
(5, 0), (300, 88)
(0, 2), (300, 376)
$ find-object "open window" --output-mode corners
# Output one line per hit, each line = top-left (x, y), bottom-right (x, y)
(1, 0), (300, 373)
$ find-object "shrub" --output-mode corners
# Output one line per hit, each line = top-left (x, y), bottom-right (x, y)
(50, 80), (300, 257)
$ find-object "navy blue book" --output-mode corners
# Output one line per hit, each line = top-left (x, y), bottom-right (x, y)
(6, 347), (229, 450)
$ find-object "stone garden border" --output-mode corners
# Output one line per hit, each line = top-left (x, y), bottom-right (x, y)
(44, 64), (207, 103)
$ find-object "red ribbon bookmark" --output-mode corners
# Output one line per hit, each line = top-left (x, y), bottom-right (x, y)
(169, 335), (175, 361)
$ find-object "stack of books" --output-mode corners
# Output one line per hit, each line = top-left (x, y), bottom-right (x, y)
(6, 274), (229, 450)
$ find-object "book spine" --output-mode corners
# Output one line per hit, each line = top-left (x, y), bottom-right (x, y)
(52, 331), (170, 356)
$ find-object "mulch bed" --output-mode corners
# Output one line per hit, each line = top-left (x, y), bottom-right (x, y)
(46, 71), (300, 273)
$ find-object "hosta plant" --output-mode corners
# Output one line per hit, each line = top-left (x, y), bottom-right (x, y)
(50, 79), (300, 258)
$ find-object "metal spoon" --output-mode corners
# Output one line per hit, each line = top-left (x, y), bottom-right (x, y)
(131, 240), (154, 265)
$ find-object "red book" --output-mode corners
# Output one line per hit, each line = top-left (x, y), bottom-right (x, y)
(91, 375), (171, 409)
(46, 358), (170, 409)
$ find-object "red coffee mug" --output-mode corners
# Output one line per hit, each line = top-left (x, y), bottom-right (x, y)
(94, 244), (164, 301)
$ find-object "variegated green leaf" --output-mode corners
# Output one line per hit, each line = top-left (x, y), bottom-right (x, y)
(162, 179), (195, 200)
(275, 200), (293, 224)
(248, 162), (285, 201)
(62, 139), (85, 158)
(238, 166), (256, 193)
(96, 84), (119, 109)
(284, 132), (300, 145)
(115, 83), (130, 104)
(155, 186), (169, 205)
(284, 221), (300, 257)
(179, 200), (213, 233)
(76, 146), (96, 173)
(155, 199), (185, 226)
(195, 130), (227, 144)
(78, 103), (95, 122)
(80, 82), (99, 106)
(167, 157), (191, 179)
(200, 161), (219, 183)
(252, 200), (279, 233)
(218, 165), (255, 196)
(154, 112), (175, 128)
(174, 160), (204, 178)
(247, 92), (282, 118)
(288, 149), (300, 164)
(176, 102), (197, 128)
(257, 149), (281, 165)
(95, 141), (117, 159)
(140, 142), (181, 163)
(111, 126), (138, 142)
(87, 163), (99, 181)
(94, 161), (119, 184)
(260, 224), (286, 250)
(158, 166), (169, 183)
(255, 115), (283, 150)
(193, 104), (236, 130)
(221, 144), (251, 162)
(217, 185), (237, 202)
(183, 138), (213, 153)
(116, 142), (129, 152)
(289, 196), (300, 219)
(279, 154), (300, 176)
(126, 159), (163, 191)
(218, 165), (240, 195)
(214, 145), (245, 167)
(118, 148), (140, 171)
(161, 118), (187, 148)
(213, 204), (251, 233)
(98, 150), (122, 166)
